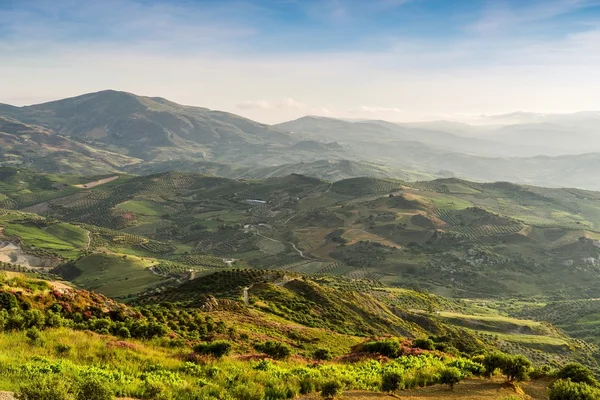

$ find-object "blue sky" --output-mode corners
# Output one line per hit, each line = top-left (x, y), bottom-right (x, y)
(1, 0), (600, 123)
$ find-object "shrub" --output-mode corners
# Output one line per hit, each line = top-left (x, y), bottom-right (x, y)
(140, 381), (168, 400)
(16, 377), (74, 400)
(361, 339), (401, 358)
(321, 380), (343, 399)
(77, 377), (114, 400)
(381, 371), (403, 393)
(193, 340), (232, 358)
(557, 363), (598, 386)
(439, 367), (462, 390)
(117, 326), (131, 338)
(55, 343), (72, 356)
(549, 379), (600, 400)
(313, 348), (333, 361)
(412, 338), (435, 351)
(25, 327), (42, 345)
(254, 341), (291, 359)
(300, 378), (316, 395)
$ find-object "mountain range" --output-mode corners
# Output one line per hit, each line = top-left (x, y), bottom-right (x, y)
(2, 90), (600, 189)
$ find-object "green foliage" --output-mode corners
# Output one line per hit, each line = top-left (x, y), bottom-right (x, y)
(439, 367), (462, 389)
(482, 352), (532, 382)
(412, 338), (435, 351)
(76, 377), (114, 400)
(313, 348), (333, 361)
(381, 371), (403, 393)
(16, 376), (74, 400)
(320, 380), (343, 399)
(557, 363), (599, 386)
(549, 379), (600, 400)
(360, 339), (401, 358)
(193, 340), (232, 358)
(254, 341), (292, 360)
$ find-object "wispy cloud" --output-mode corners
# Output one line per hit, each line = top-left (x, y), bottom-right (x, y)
(468, 0), (595, 34)
(351, 106), (402, 114)
(236, 97), (305, 110)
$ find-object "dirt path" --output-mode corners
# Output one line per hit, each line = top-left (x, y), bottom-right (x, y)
(75, 175), (120, 189)
(251, 227), (317, 260)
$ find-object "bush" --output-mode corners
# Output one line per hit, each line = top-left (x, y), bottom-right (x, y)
(117, 326), (131, 338)
(321, 380), (343, 399)
(412, 338), (435, 351)
(361, 339), (401, 358)
(313, 348), (333, 361)
(254, 341), (291, 359)
(193, 340), (232, 358)
(381, 371), (403, 393)
(549, 379), (600, 400)
(55, 343), (72, 356)
(557, 363), (598, 386)
(25, 327), (42, 344)
(77, 377), (114, 400)
(16, 377), (74, 400)
(439, 367), (462, 390)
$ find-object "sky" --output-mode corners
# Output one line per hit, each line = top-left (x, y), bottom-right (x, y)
(1, 0), (600, 123)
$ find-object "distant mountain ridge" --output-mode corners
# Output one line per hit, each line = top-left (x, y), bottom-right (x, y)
(3, 90), (600, 189)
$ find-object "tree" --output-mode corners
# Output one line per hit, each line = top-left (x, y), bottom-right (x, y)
(557, 363), (599, 387)
(439, 367), (462, 390)
(549, 379), (600, 400)
(500, 354), (532, 382)
(482, 352), (507, 378)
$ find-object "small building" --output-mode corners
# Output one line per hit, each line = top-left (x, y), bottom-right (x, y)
(245, 199), (267, 206)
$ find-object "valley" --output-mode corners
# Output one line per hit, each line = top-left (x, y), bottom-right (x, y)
(0, 167), (600, 397)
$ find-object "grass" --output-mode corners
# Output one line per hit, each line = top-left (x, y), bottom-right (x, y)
(115, 200), (168, 216)
(73, 253), (163, 299)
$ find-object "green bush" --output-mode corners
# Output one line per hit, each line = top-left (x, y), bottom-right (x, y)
(482, 352), (531, 382)
(360, 339), (401, 358)
(25, 327), (42, 344)
(381, 371), (403, 393)
(313, 348), (333, 361)
(412, 338), (435, 351)
(439, 367), (462, 390)
(500, 355), (532, 382)
(193, 340), (232, 358)
(254, 341), (291, 360)
(55, 343), (72, 356)
(557, 363), (598, 386)
(16, 377), (74, 400)
(549, 379), (600, 400)
(77, 377), (114, 400)
(320, 380), (343, 399)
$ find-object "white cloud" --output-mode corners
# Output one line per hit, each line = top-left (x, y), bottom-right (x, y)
(351, 106), (402, 114)
(237, 100), (272, 110)
(278, 97), (305, 109)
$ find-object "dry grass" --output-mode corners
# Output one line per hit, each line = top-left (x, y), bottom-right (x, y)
(299, 379), (550, 400)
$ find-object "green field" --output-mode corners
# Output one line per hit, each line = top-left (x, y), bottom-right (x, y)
(73, 254), (163, 299)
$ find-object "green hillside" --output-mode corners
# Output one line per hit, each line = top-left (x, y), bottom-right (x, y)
(4, 168), (600, 299)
